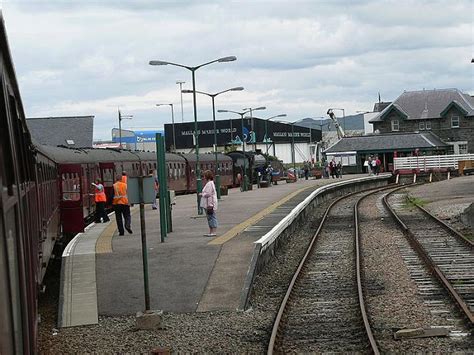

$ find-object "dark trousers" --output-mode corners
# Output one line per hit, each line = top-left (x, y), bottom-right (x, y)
(114, 204), (131, 235)
(95, 202), (110, 223)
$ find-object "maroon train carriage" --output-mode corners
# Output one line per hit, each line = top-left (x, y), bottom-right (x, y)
(180, 153), (233, 193)
(0, 14), (40, 352)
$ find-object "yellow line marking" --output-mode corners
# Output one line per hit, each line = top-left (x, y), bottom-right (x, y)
(95, 205), (140, 254)
(209, 185), (315, 246)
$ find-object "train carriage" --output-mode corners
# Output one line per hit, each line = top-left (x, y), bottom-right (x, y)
(180, 153), (233, 192)
(0, 14), (39, 353)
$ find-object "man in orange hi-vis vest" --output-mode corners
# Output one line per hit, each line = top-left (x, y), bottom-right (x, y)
(91, 178), (110, 223)
(113, 175), (132, 236)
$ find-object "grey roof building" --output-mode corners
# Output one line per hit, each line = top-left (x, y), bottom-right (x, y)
(323, 132), (448, 174)
(325, 132), (448, 153)
(26, 115), (94, 148)
(369, 88), (474, 123)
(368, 88), (474, 154)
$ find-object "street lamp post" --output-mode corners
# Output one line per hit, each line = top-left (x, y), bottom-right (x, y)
(156, 103), (176, 152)
(243, 106), (266, 151)
(218, 107), (265, 191)
(182, 87), (244, 199)
(176, 80), (185, 123)
(150, 56), (237, 214)
(264, 114), (287, 160)
(118, 108), (133, 149)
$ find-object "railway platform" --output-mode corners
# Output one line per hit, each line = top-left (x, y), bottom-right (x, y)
(59, 175), (368, 327)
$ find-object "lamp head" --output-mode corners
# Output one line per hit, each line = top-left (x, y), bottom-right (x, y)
(277, 114), (287, 118)
(218, 56), (237, 62)
(254, 106), (266, 111)
(230, 86), (244, 91)
(181, 89), (194, 94)
(149, 60), (168, 66)
(217, 109), (229, 113)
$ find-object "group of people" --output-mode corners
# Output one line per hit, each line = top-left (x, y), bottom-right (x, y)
(92, 172), (132, 236)
(323, 158), (343, 179)
(91, 169), (219, 238)
(364, 155), (382, 175)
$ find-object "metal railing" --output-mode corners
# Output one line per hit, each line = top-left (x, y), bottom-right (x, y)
(394, 154), (474, 171)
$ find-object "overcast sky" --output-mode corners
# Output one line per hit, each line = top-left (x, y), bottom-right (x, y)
(2, 0), (473, 140)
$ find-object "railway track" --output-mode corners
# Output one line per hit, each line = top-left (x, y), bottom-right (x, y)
(267, 183), (473, 354)
(384, 187), (474, 325)
(267, 186), (386, 354)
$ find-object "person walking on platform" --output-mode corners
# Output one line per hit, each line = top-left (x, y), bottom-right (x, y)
(199, 170), (218, 237)
(152, 173), (159, 210)
(91, 178), (110, 223)
(113, 175), (132, 236)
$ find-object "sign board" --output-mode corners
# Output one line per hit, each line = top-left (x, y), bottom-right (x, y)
(127, 176), (156, 204)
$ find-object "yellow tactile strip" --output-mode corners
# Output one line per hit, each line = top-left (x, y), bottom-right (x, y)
(95, 205), (140, 254)
(209, 185), (314, 246)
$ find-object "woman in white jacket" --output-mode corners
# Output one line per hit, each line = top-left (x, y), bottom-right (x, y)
(199, 170), (218, 237)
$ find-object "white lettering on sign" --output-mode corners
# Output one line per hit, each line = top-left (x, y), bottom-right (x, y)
(181, 128), (237, 135)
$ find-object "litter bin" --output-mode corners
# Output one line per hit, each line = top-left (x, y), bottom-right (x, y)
(220, 185), (228, 196)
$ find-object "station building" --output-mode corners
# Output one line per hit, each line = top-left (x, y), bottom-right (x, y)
(164, 117), (322, 164)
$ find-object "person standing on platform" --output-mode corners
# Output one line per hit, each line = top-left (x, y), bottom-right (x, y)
(113, 175), (132, 236)
(152, 173), (159, 210)
(199, 170), (218, 237)
(91, 178), (110, 223)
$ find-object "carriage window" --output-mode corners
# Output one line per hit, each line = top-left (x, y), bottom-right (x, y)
(61, 172), (80, 201)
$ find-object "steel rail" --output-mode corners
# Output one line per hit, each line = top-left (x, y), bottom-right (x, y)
(409, 199), (473, 249)
(383, 186), (474, 325)
(267, 185), (394, 354)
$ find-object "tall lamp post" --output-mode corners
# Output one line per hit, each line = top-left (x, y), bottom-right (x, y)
(182, 86), (244, 199)
(264, 114), (287, 160)
(218, 107), (265, 191)
(118, 108), (133, 149)
(243, 106), (266, 151)
(176, 80), (185, 122)
(156, 103), (176, 152)
(149, 56), (237, 214)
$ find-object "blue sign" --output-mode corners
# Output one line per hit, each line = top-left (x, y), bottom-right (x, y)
(112, 130), (165, 143)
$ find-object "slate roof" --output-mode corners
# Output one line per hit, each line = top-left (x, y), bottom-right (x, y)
(324, 132), (448, 153)
(370, 88), (474, 122)
(26, 115), (94, 148)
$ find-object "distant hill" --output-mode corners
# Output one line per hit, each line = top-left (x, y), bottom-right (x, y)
(295, 114), (364, 132)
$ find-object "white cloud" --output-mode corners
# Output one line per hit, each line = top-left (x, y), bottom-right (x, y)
(2, 0), (472, 141)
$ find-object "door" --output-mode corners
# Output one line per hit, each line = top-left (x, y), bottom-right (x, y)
(59, 164), (84, 233)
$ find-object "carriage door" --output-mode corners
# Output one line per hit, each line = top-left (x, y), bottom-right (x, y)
(99, 163), (115, 207)
(59, 164), (84, 233)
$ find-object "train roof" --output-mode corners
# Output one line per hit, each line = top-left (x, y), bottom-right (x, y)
(35, 144), (188, 164)
(180, 153), (232, 162)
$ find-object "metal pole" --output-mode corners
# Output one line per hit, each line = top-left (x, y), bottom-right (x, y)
(291, 123), (296, 171)
(241, 113), (248, 191)
(191, 69), (203, 214)
(118, 109), (122, 149)
(265, 118), (268, 158)
(212, 96), (221, 199)
(138, 176), (150, 310)
(156, 134), (168, 242)
(170, 104), (176, 152)
(230, 119), (233, 147)
(177, 81), (185, 123)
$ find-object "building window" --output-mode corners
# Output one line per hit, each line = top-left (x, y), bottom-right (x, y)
(419, 121), (425, 130)
(451, 115), (460, 128)
(459, 144), (468, 154)
(391, 120), (399, 132)
(425, 121), (431, 130)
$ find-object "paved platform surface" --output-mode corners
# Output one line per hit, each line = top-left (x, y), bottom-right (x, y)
(60, 175), (368, 326)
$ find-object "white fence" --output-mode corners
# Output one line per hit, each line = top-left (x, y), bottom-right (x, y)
(394, 154), (474, 171)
